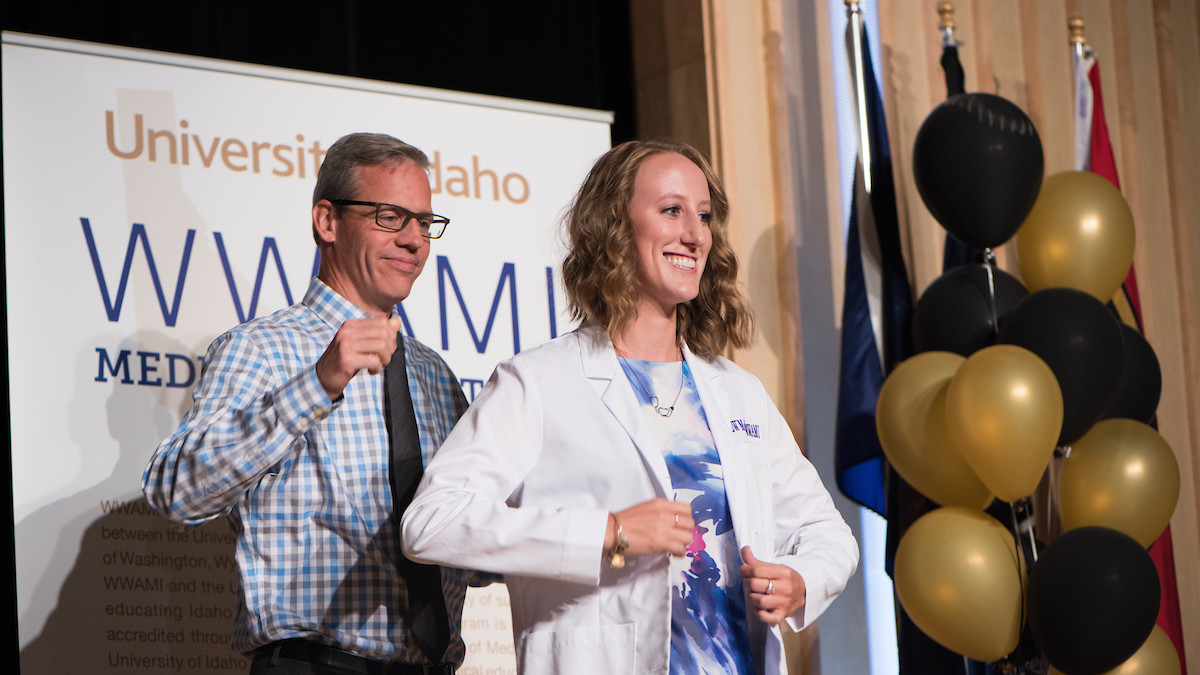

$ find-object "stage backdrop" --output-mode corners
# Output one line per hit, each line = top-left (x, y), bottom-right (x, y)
(3, 32), (611, 674)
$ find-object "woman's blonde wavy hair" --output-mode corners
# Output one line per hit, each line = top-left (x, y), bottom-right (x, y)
(561, 140), (755, 359)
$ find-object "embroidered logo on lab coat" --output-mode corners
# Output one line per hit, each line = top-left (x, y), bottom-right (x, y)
(729, 419), (760, 438)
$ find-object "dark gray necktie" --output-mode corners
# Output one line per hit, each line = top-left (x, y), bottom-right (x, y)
(384, 335), (450, 663)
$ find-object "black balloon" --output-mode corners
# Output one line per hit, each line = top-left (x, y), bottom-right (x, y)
(1102, 323), (1162, 423)
(1027, 527), (1160, 675)
(913, 93), (1044, 249)
(999, 288), (1124, 445)
(913, 264), (1027, 356)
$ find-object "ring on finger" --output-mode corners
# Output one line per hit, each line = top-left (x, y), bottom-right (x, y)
(765, 580), (775, 595)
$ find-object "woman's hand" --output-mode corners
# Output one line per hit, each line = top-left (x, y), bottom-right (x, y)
(606, 498), (694, 558)
(740, 546), (806, 626)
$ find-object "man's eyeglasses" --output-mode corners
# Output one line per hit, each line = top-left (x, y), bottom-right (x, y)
(328, 199), (450, 239)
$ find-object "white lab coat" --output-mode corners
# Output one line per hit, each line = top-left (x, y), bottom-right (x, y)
(402, 325), (858, 674)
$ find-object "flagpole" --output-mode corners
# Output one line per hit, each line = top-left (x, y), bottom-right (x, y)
(1069, 18), (1189, 672)
(1061, 13), (1093, 531)
(845, 0), (873, 195)
(934, 3), (1001, 341)
(930, 11), (1036, 672)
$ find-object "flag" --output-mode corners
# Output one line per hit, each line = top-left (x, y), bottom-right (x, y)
(884, 17), (1009, 674)
(1074, 45), (1188, 674)
(911, 31), (985, 675)
(938, 34), (986, 271)
(941, 42), (966, 97)
(834, 9), (913, 519)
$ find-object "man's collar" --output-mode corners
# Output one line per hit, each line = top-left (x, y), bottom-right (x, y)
(302, 277), (378, 329)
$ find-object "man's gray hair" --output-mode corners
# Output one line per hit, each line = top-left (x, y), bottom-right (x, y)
(312, 132), (431, 205)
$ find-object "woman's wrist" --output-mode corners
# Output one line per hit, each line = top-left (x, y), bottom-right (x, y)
(605, 512), (629, 569)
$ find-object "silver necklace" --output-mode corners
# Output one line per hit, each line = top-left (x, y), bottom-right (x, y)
(619, 358), (684, 417)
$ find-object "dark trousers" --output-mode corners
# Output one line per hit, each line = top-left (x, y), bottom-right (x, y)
(250, 652), (337, 675)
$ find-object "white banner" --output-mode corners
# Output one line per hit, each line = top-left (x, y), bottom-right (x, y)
(3, 32), (610, 674)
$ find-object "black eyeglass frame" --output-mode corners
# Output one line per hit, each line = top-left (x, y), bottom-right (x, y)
(327, 199), (450, 239)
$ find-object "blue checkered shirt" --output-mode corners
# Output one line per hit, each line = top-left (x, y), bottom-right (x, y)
(143, 278), (472, 664)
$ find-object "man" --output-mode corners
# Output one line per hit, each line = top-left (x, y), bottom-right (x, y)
(144, 132), (471, 674)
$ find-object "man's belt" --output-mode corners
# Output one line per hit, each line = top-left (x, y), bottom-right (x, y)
(256, 639), (455, 675)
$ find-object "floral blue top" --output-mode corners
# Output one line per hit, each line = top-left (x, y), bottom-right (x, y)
(618, 357), (755, 675)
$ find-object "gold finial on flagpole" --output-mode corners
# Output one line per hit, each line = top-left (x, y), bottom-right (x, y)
(1068, 16), (1087, 45)
(938, 2), (958, 47)
(938, 2), (956, 30)
(1068, 16), (1090, 59)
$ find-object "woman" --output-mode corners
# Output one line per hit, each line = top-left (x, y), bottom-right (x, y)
(402, 140), (858, 674)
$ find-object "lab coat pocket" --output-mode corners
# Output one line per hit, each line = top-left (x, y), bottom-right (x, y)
(753, 530), (779, 561)
(518, 621), (636, 674)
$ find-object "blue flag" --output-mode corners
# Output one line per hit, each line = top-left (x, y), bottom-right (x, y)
(834, 22), (913, 517)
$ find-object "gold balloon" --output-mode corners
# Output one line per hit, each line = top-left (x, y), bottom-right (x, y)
(877, 352), (993, 509)
(895, 507), (1023, 662)
(946, 345), (1063, 502)
(1060, 418), (1181, 547)
(1016, 171), (1136, 303)
(1050, 626), (1181, 675)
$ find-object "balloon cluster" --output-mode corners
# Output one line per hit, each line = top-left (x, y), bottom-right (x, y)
(880, 92), (1181, 674)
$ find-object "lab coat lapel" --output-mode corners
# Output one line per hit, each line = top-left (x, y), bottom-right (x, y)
(577, 327), (673, 497)
(686, 347), (756, 550)
(685, 345), (738, 460)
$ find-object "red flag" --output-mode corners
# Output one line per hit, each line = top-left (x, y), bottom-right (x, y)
(1075, 47), (1187, 672)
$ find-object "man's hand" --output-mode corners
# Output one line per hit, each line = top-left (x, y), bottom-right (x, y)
(315, 317), (403, 400)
